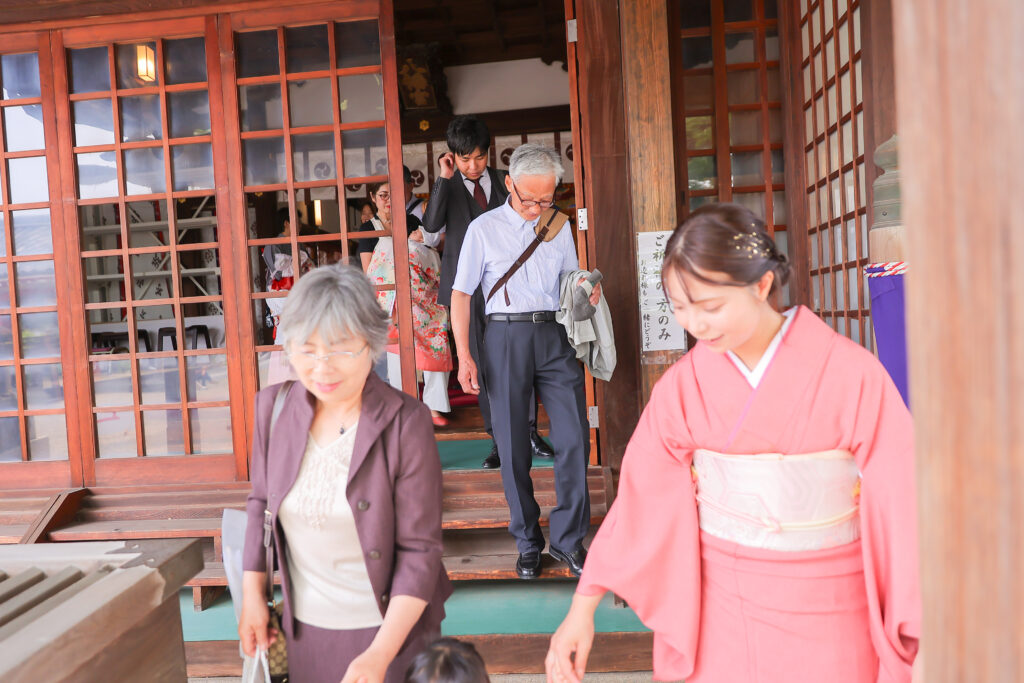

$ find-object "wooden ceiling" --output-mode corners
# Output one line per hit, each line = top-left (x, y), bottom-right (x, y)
(394, 0), (567, 68)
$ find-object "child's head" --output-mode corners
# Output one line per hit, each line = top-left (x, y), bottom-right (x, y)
(446, 115), (490, 181)
(405, 637), (490, 683)
(661, 203), (791, 353)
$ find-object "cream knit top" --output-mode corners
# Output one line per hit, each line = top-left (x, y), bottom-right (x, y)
(278, 423), (384, 629)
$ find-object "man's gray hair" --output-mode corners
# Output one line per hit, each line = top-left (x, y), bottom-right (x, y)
(276, 264), (389, 359)
(508, 143), (564, 185)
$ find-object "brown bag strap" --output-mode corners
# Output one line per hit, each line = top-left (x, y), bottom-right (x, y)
(486, 211), (558, 305)
(263, 380), (292, 603)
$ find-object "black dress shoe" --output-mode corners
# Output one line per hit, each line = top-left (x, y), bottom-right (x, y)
(481, 441), (500, 469)
(516, 550), (541, 579)
(549, 545), (587, 578)
(530, 430), (555, 459)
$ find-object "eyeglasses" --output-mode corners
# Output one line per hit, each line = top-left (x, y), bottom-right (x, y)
(511, 182), (555, 209)
(289, 344), (368, 366)
(375, 192), (391, 201)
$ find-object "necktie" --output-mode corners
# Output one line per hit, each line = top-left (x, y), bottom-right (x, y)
(471, 177), (488, 211)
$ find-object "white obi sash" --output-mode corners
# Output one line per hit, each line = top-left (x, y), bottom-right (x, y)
(692, 448), (861, 552)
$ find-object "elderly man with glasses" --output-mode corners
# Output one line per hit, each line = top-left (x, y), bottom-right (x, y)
(450, 144), (601, 579)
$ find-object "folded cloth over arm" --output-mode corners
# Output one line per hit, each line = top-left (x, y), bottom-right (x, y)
(556, 269), (616, 381)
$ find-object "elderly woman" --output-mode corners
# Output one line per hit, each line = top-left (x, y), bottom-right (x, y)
(239, 264), (452, 683)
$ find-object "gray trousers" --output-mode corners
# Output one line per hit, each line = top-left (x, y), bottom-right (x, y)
(483, 318), (590, 554)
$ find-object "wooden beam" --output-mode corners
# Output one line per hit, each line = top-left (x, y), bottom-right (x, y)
(401, 105), (571, 144)
(18, 488), (88, 544)
(860, 0), (897, 223)
(893, 0), (1024, 679)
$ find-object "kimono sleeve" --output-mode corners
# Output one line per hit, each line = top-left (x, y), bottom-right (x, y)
(576, 361), (702, 681)
(851, 353), (921, 681)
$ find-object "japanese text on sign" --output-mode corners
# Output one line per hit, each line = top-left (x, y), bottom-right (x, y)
(636, 231), (687, 353)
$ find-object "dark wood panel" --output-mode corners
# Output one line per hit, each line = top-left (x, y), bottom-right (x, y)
(90, 455), (238, 487)
(575, 0), (642, 474)
(401, 105), (571, 144)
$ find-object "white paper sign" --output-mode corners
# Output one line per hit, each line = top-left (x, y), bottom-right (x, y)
(636, 231), (687, 353)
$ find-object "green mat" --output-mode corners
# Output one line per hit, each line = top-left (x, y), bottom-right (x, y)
(438, 438), (554, 470)
(180, 581), (647, 642)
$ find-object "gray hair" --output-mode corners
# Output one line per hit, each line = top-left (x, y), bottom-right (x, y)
(508, 143), (564, 185)
(276, 264), (389, 360)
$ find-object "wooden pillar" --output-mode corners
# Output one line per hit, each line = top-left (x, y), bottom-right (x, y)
(893, 1), (1024, 680)
(618, 0), (681, 401)
(574, 0), (643, 471)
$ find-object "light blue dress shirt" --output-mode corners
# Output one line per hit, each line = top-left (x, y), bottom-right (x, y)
(453, 199), (579, 315)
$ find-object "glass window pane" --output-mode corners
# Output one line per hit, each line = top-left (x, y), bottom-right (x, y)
(767, 69), (781, 102)
(773, 191), (787, 224)
(686, 116), (714, 150)
(69, 47), (110, 94)
(140, 356), (181, 404)
(4, 104), (45, 152)
(131, 250), (174, 300)
(116, 42), (159, 89)
(239, 83), (283, 132)
(723, 0), (753, 23)
(244, 137), (286, 186)
(190, 406), (232, 454)
(811, 6), (821, 46)
(27, 414), (68, 461)
(165, 37), (207, 85)
(124, 147), (165, 195)
(120, 94), (162, 142)
(73, 99), (115, 147)
(79, 203), (121, 252)
(16, 261), (56, 307)
(0, 264), (9, 308)
(2, 53), (40, 99)
(682, 37), (713, 69)
(237, 30), (280, 79)
(96, 410), (136, 458)
(77, 152), (119, 199)
(689, 194), (717, 212)
(765, 0), (778, 19)
(853, 7), (862, 50)
(83, 255), (126, 308)
(847, 219), (859, 264)
(335, 21), (381, 69)
(24, 363), (62, 410)
(179, 254), (224, 308)
(292, 133), (336, 182)
(187, 354), (229, 402)
(733, 191), (765, 219)
(339, 73), (384, 124)
(727, 69), (760, 104)
(848, 266), (859, 308)
(341, 128), (387, 179)
(683, 74), (714, 111)
(839, 20), (850, 64)
(766, 28), (780, 61)
(768, 108), (782, 141)
(0, 316), (12, 360)
(20, 312), (60, 358)
(286, 25), (329, 73)
(687, 156), (717, 190)
(680, 0), (711, 29)
(172, 143), (214, 192)
(810, 229), (819, 270)
(771, 149), (785, 182)
(289, 78), (333, 127)
(125, 199), (166, 249)
(725, 32), (755, 64)
(12, 209), (51, 256)
(730, 151), (763, 185)
(825, 37), (836, 80)
(0, 365), (15, 410)
(168, 90), (211, 138)
(143, 409), (185, 456)
(92, 359), (132, 407)
(728, 111), (760, 146)
(0, 417), (19, 462)
(8, 156), (48, 204)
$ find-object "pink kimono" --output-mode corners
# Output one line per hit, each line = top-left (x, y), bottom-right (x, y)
(578, 306), (920, 682)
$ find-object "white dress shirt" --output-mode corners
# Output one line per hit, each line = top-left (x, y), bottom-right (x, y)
(453, 199), (578, 315)
(726, 307), (797, 388)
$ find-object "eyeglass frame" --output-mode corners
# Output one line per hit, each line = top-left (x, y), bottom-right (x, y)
(288, 343), (369, 366)
(510, 181), (556, 209)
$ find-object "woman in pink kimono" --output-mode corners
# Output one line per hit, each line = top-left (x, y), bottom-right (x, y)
(546, 204), (921, 683)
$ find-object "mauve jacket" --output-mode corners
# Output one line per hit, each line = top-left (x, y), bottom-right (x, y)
(243, 374), (452, 640)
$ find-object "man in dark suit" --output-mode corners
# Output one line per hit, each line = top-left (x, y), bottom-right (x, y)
(421, 115), (553, 468)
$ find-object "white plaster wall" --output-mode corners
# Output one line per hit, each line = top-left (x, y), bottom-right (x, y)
(445, 58), (570, 114)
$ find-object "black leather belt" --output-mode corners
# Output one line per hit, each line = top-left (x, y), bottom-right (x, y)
(487, 311), (557, 323)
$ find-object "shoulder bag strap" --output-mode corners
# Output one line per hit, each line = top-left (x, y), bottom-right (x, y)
(485, 210), (559, 305)
(263, 380), (293, 603)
